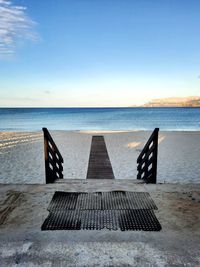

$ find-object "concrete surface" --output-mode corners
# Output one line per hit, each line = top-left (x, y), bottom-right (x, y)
(0, 180), (200, 266)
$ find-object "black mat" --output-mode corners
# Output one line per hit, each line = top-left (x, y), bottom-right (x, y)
(86, 136), (115, 179)
(42, 191), (161, 231)
(41, 209), (161, 231)
(47, 191), (158, 211)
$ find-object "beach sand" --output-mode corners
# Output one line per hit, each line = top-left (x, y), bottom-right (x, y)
(0, 130), (200, 184)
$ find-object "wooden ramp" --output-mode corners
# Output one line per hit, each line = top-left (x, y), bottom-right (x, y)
(86, 136), (115, 179)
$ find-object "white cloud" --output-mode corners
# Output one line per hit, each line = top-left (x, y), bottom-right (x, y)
(0, 0), (38, 56)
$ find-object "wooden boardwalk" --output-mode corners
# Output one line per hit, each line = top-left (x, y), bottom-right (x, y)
(86, 136), (115, 179)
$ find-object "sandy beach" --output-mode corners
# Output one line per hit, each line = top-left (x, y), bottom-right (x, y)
(0, 130), (200, 184)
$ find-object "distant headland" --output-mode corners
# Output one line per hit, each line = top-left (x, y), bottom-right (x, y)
(135, 96), (200, 107)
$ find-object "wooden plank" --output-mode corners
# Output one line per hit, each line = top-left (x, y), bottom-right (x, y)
(86, 136), (115, 179)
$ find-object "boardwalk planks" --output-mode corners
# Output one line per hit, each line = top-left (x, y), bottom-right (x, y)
(86, 136), (115, 179)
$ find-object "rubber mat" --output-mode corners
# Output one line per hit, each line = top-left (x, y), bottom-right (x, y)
(41, 209), (161, 231)
(47, 191), (79, 211)
(47, 191), (158, 211)
(42, 191), (161, 231)
(118, 209), (161, 231)
(102, 191), (157, 210)
(86, 136), (115, 179)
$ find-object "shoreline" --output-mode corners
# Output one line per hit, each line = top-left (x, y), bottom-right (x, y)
(1, 129), (200, 132)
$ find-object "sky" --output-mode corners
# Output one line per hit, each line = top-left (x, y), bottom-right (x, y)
(0, 0), (200, 107)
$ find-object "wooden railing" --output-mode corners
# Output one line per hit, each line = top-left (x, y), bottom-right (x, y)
(42, 128), (64, 183)
(137, 128), (159, 184)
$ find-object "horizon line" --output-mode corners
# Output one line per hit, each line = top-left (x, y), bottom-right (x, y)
(0, 106), (200, 109)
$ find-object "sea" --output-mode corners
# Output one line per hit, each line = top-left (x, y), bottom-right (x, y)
(0, 107), (200, 131)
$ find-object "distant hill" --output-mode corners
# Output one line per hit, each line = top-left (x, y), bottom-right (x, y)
(141, 96), (200, 107)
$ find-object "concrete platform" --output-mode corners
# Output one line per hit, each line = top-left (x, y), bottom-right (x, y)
(0, 180), (200, 266)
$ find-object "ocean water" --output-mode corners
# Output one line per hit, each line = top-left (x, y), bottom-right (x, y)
(0, 107), (200, 131)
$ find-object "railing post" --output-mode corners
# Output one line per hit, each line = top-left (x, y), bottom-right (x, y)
(150, 128), (159, 183)
(43, 128), (50, 183)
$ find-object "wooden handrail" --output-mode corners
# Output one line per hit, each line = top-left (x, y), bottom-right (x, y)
(137, 128), (159, 183)
(42, 128), (64, 183)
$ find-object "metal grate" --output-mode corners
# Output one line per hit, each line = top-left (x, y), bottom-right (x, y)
(47, 191), (158, 211)
(41, 209), (161, 231)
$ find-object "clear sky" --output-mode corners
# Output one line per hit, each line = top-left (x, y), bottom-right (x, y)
(0, 0), (200, 107)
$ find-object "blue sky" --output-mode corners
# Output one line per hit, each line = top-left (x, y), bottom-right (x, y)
(0, 0), (200, 107)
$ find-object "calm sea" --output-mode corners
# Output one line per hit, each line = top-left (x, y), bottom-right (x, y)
(0, 107), (200, 131)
